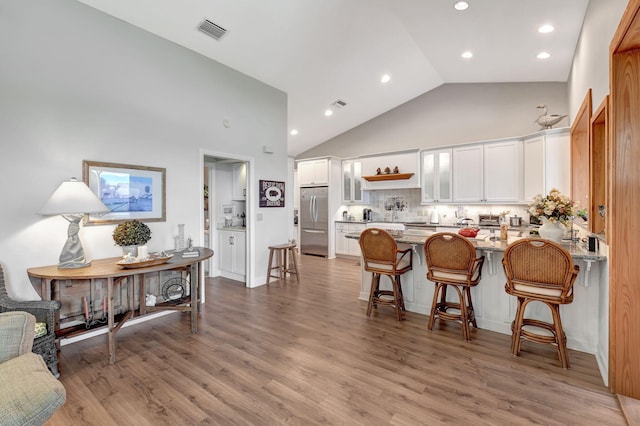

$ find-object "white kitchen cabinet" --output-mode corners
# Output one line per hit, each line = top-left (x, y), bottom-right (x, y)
(523, 130), (570, 201)
(453, 144), (484, 202)
(231, 162), (247, 201)
(335, 223), (365, 256)
(484, 140), (523, 202)
(218, 229), (246, 281)
(297, 159), (329, 186)
(453, 140), (522, 203)
(421, 149), (452, 203)
(342, 160), (364, 203)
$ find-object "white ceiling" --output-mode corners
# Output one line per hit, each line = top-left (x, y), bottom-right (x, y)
(76, 0), (589, 156)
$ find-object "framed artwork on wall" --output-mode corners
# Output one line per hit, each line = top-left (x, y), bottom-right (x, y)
(82, 160), (166, 224)
(259, 180), (285, 207)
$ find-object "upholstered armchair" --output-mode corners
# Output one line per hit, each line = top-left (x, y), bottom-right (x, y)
(0, 311), (66, 424)
(0, 265), (61, 377)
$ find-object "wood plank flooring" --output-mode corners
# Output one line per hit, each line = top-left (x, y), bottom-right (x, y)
(47, 254), (624, 425)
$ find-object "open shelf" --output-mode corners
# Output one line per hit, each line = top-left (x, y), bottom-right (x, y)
(363, 173), (414, 182)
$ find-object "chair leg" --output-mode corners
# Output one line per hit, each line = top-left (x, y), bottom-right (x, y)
(393, 275), (404, 321)
(396, 275), (406, 312)
(266, 248), (275, 284)
(288, 247), (300, 283)
(511, 297), (527, 356)
(428, 282), (443, 331)
(455, 285), (470, 341)
(550, 303), (570, 369)
(367, 273), (380, 317)
(466, 287), (477, 329)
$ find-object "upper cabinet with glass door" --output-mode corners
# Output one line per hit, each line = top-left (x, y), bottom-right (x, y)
(421, 149), (452, 203)
(342, 160), (364, 203)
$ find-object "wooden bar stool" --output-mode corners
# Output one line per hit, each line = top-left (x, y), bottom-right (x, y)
(424, 232), (485, 341)
(266, 243), (299, 284)
(502, 238), (579, 368)
(359, 228), (412, 321)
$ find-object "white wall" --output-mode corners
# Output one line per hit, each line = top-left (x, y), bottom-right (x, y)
(297, 82), (569, 159)
(0, 0), (288, 299)
(567, 0), (628, 119)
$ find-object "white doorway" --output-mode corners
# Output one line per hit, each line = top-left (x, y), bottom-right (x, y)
(200, 151), (253, 291)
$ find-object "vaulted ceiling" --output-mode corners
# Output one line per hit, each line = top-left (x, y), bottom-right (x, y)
(77, 0), (589, 156)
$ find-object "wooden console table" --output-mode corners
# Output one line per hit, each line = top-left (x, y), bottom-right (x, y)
(27, 248), (213, 364)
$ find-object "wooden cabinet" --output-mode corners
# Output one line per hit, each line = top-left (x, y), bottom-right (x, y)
(452, 140), (522, 203)
(342, 160), (364, 203)
(570, 90), (592, 211)
(421, 149), (452, 203)
(231, 163), (246, 201)
(589, 96), (608, 235)
(218, 230), (246, 281)
(297, 159), (329, 186)
(335, 223), (365, 256)
(522, 130), (570, 201)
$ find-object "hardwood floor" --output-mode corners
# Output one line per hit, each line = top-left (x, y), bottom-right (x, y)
(47, 255), (624, 425)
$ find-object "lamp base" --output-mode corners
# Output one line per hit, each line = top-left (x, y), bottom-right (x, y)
(58, 259), (92, 269)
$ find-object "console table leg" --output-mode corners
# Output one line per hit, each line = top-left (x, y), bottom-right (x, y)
(107, 277), (116, 364)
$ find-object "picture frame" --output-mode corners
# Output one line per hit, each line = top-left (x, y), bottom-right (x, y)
(82, 160), (166, 224)
(220, 204), (235, 216)
(259, 180), (285, 208)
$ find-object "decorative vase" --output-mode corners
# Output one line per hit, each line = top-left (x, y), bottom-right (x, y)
(538, 218), (564, 243)
(121, 245), (138, 258)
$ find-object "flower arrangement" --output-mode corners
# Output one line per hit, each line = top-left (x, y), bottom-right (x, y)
(528, 188), (577, 225)
(112, 220), (151, 246)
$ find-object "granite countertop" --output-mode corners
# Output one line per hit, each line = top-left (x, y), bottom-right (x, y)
(345, 231), (606, 261)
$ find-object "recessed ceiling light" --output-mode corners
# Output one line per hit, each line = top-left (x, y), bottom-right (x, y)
(461, 51), (473, 59)
(537, 52), (551, 59)
(290, 129), (298, 136)
(538, 24), (555, 34)
(324, 109), (333, 117)
(454, 1), (469, 11)
(381, 74), (391, 83)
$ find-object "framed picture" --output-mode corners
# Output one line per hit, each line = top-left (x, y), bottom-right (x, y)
(220, 204), (235, 216)
(259, 180), (285, 208)
(82, 160), (166, 224)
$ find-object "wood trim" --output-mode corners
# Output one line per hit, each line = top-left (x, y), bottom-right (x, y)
(589, 96), (608, 236)
(570, 89), (592, 212)
(363, 173), (414, 181)
(609, 0), (640, 398)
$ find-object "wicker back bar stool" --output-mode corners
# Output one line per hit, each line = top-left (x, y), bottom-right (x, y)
(424, 233), (485, 341)
(502, 238), (579, 368)
(359, 228), (412, 321)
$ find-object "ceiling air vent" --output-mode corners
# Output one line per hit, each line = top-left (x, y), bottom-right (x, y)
(197, 19), (228, 41)
(331, 99), (348, 108)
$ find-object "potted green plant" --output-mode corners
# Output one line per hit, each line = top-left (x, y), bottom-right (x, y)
(112, 220), (151, 258)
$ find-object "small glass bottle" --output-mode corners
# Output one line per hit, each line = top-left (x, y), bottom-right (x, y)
(500, 215), (509, 241)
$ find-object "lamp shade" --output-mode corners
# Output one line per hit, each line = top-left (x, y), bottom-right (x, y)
(39, 177), (109, 215)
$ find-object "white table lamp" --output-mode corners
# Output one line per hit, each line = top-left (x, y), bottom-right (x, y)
(39, 177), (109, 268)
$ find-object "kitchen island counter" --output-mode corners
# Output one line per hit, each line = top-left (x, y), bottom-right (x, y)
(346, 231), (609, 382)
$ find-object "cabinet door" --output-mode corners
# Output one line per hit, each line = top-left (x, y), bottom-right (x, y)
(348, 224), (365, 256)
(422, 149), (452, 203)
(335, 223), (349, 255)
(342, 162), (352, 202)
(218, 231), (233, 272)
(232, 163), (246, 200)
(484, 140), (522, 202)
(232, 231), (246, 275)
(352, 161), (363, 202)
(298, 159), (328, 186)
(453, 145), (484, 202)
(523, 136), (545, 201)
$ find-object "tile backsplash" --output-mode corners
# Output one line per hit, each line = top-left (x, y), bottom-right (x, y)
(341, 188), (530, 224)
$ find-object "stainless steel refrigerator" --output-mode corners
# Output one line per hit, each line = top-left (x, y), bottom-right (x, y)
(300, 186), (329, 257)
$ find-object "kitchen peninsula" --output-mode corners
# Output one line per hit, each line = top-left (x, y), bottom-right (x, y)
(346, 230), (608, 378)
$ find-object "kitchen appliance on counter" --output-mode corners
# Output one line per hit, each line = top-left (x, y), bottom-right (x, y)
(300, 186), (329, 257)
(509, 215), (523, 227)
(478, 214), (501, 227)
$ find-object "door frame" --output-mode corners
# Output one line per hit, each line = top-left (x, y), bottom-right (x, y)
(200, 149), (254, 294)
